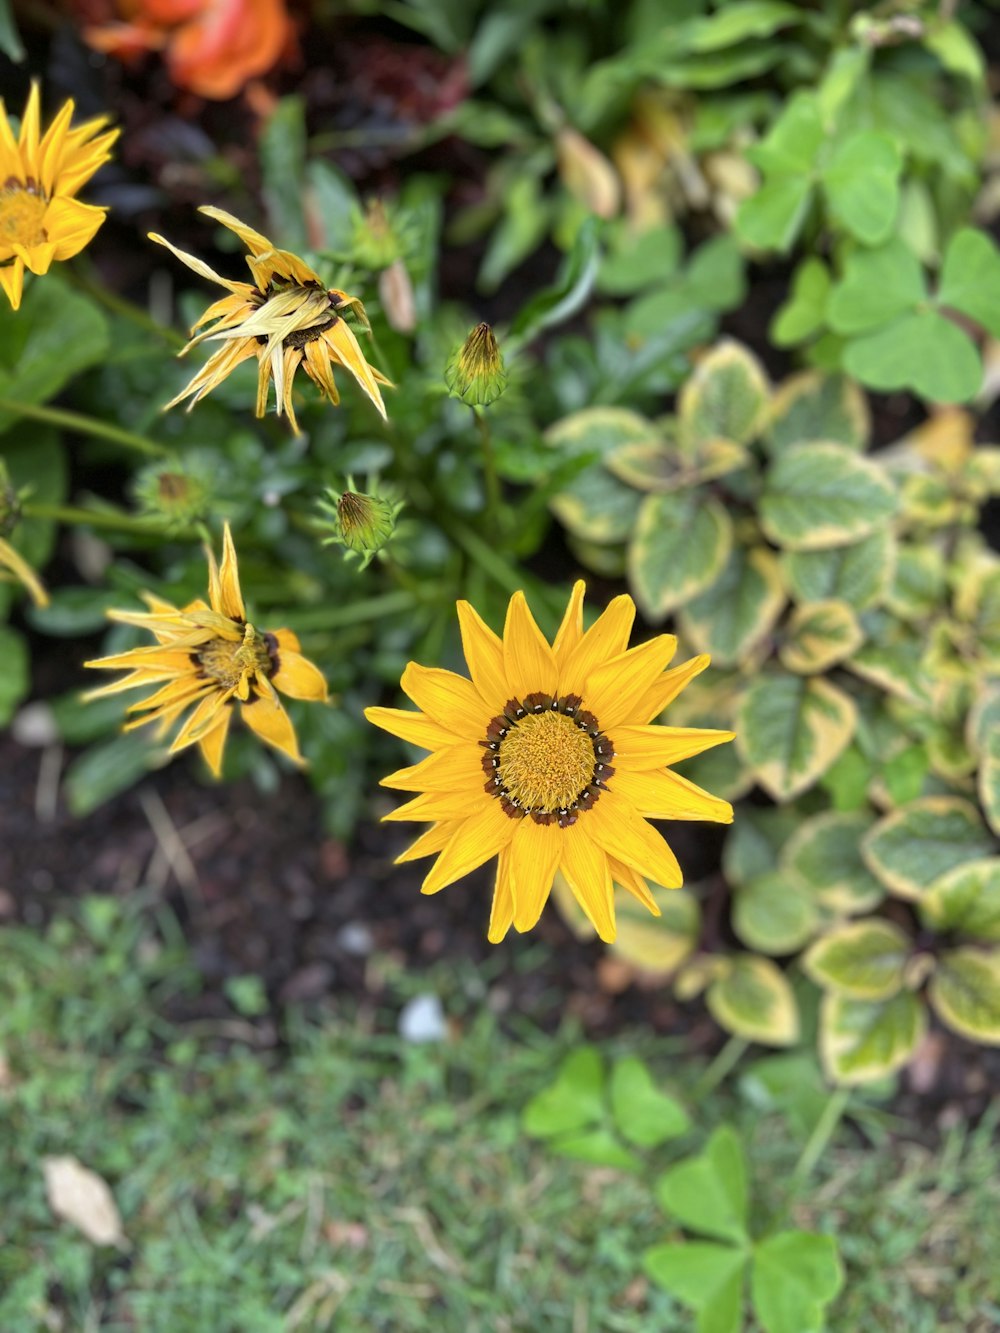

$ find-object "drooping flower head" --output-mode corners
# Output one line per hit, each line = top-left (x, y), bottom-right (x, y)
(366, 582), (734, 942)
(0, 84), (118, 310)
(85, 523), (327, 774)
(150, 207), (391, 433)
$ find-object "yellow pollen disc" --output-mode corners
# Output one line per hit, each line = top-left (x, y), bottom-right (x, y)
(0, 183), (48, 247)
(197, 625), (272, 689)
(497, 710), (596, 813)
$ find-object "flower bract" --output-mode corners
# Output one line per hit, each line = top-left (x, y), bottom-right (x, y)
(150, 207), (391, 433)
(366, 582), (734, 943)
(85, 522), (327, 774)
(0, 84), (118, 311)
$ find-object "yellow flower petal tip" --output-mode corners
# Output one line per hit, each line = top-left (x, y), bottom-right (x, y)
(367, 583), (734, 942)
(84, 526), (326, 775)
(0, 83), (118, 310)
(151, 209), (391, 433)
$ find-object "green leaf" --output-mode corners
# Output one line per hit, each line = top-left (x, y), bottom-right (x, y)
(722, 808), (801, 889)
(627, 490), (732, 621)
(598, 224), (681, 296)
(643, 1241), (745, 1333)
(548, 1128), (641, 1171)
(0, 430), (67, 570)
(550, 465), (642, 544)
(0, 0), (25, 61)
(802, 921), (909, 1000)
(611, 886), (701, 975)
(733, 870), (820, 955)
(738, 672), (857, 801)
(862, 797), (995, 901)
(771, 259), (831, 347)
(779, 599), (863, 674)
(512, 218), (600, 342)
(64, 734), (160, 818)
(928, 947), (1000, 1044)
(655, 1125), (748, 1243)
(843, 310), (983, 405)
(781, 530), (893, 612)
(0, 278), (110, 434)
(920, 859), (1000, 942)
(736, 176), (813, 253)
(0, 625), (28, 726)
(749, 94), (824, 175)
(707, 955), (800, 1046)
(782, 811), (885, 915)
(678, 339), (770, 446)
(820, 991), (927, 1085)
(545, 406), (660, 460)
(686, 1), (801, 51)
(751, 1231), (844, 1333)
(826, 240), (925, 336)
(479, 174), (550, 292)
(821, 131), (901, 245)
(305, 160), (358, 251)
(610, 1056), (691, 1147)
(760, 442), (897, 551)
(820, 744), (873, 813)
(607, 437), (750, 494)
(260, 96), (308, 252)
(521, 1046), (605, 1138)
(766, 370), (870, 455)
(680, 545), (786, 668)
(937, 227), (1000, 339)
(885, 545), (947, 621)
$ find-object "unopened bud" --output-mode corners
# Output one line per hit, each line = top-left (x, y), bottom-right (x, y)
(133, 460), (211, 532)
(352, 198), (404, 270)
(445, 323), (508, 407)
(318, 480), (402, 570)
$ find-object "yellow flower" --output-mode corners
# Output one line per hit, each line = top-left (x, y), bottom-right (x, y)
(84, 523), (327, 775)
(150, 207), (392, 433)
(0, 84), (118, 311)
(0, 536), (49, 607)
(366, 582), (734, 943)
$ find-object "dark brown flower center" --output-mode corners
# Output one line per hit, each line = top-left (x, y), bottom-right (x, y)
(194, 625), (277, 689)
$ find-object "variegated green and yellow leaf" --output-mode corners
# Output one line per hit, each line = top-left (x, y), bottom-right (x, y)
(613, 887), (701, 976)
(545, 405), (661, 458)
(680, 545), (786, 669)
(781, 810), (885, 915)
(779, 599), (863, 675)
(968, 690), (1000, 836)
(820, 991), (926, 1085)
(678, 339), (770, 448)
(929, 947), (1000, 1044)
(862, 797), (996, 901)
(737, 672), (858, 801)
(780, 529), (894, 612)
(766, 371), (870, 456)
(732, 869), (821, 956)
(845, 629), (932, 707)
(920, 858), (1000, 942)
(884, 544), (947, 622)
(628, 490), (732, 621)
(706, 954), (800, 1047)
(607, 438), (751, 494)
(550, 466), (643, 544)
(760, 442), (898, 551)
(802, 920), (909, 999)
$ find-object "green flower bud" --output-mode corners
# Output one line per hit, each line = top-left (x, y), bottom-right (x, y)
(445, 323), (509, 407)
(133, 459), (212, 532)
(318, 479), (402, 570)
(351, 199), (404, 271)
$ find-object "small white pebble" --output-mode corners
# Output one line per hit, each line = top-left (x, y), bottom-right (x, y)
(337, 922), (374, 956)
(398, 993), (447, 1044)
(11, 702), (58, 747)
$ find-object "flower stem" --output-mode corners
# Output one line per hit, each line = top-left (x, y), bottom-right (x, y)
(281, 590), (418, 632)
(0, 399), (170, 458)
(792, 1087), (852, 1186)
(694, 1035), (749, 1098)
(69, 262), (187, 350)
(446, 518), (522, 594)
(473, 407), (503, 539)
(22, 502), (190, 536)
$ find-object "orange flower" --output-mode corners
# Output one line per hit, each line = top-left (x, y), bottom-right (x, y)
(84, 0), (292, 101)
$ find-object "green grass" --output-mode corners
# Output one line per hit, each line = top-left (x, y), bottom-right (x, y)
(1, 896), (998, 1332)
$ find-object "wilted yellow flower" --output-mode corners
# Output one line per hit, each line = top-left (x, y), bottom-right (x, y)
(85, 523), (327, 775)
(366, 582), (734, 943)
(150, 208), (392, 433)
(0, 537), (49, 607)
(444, 322), (508, 407)
(0, 84), (118, 310)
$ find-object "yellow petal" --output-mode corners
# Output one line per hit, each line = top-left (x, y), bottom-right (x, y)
(558, 593), (635, 699)
(456, 599), (508, 709)
(272, 627), (301, 653)
(560, 826), (616, 942)
(217, 523), (245, 620)
(633, 654), (710, 723)
(149, 231), (246, 294)
(552, 579), (585, 666)
(18, 83), (40, 166)
(400, 662), (493, 738)
(380, 743), (479, 792)
(509, 818), (562, 934)
(420, 798), (517, 895)
(198, 710), (231, 778)
(584, 634), (678, 731)
(0, 257), (25, 311)
(613, 725), (735, 771)
(271, 647), (328, 702)
(0, 537), (48, 607)
(322, 318), (388, 419)
(84, 646), (200, 673)
(608, 855), (659, 914)
(169, 690), (231, 754)
(612, 768), (734, 823)
(365, 705), (459, 751)
(45, 197), (107, 262)
(395, 822), (457, 863)
(502, 591), (558, 700)
(487, 845), (515, 943)
(588, 793), (683, 888)
(240, 692), (302, 764)
(198, 205), (274, 256)
(383, 789), (491, 823)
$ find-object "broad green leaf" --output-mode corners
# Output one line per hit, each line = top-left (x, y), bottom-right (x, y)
(64, 734), (160, 818)
(684, 235), (747, 311)
(818, 46), (869, 122)
(521, 1046), (605, 1138)
(820, 991), (926, 1085)
(611, 886), (701, 975)
(766, 370), (870, 455)
(782, 811), (885, 915)
(826, 240), (924, 336)
(549, 1128), (641, 1171)
(0, 625), (28, 726)
(678, 340), (770, 446)
(821, 131), (901, 245)
(843, 310), (983, 405)
(305, 160), (358, 250)
(779, 599), (863, 674)
(260, 96), (308, 252)
(707, 954), (800, 1046)
(760, 442), (897, 551)
(545, 406), (661, 459)
(885, 545), (947, 621)
(738, 672), (857, 801)
(820, 744), (873, 813)
(628, 490), (732, 621)
(607, 437), (750, 493)
(937, 227), (1000, 340)
(975, 708), (1000, 838)
(845, 629), (931, 707)
(550, 465), (642, 544)
(598, 224), (682, 295)
(610, 1056), (691, 1147)
(781, 529), (893, 612)
(643, 1241), (745, 1333)
(862, 797), (995, 900)
(749, 93), (824, 176)
(736, 176), (813, 253)
(802, 921), (909, 1000)
(771, 259), (831, 347)
(0, 429), (67, 570)
(0, 278), (110, 434)
(751, 1231), (844, 1333)
(681, 545), (786, 668)
(929, 947), (1000, 1044)
(722, 807), (800, 889)
(655, 1125), (748, 1243)
(733, 870), (820, 955)
(686, 1), (800, 51)
(924, 19), (986, 83)
(920, 859), (1000, 942)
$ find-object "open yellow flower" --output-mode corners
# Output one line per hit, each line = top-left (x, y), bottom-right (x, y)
(366, 582), (734, 943)
(84, 523), (327, 775)
(150, 207), (391, 433)
(0, 84), (118, 311)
